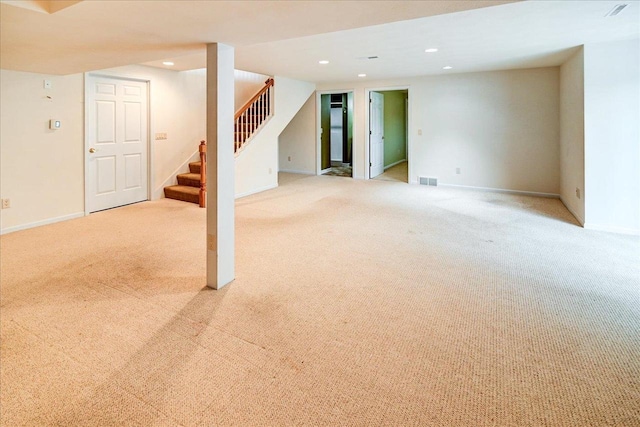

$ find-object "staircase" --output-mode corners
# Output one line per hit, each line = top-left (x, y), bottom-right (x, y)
(164, 78), (273, 206)
(164, 140), (207, 206)
(235, 78), (274, 154)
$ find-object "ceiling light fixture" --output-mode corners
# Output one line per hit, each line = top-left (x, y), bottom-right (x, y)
(443, 66), (453, 70)
(162, 61), (174, 66)
(319, 60), (329, 65)
(425, 48), (438, 53)
(358, 74), (367, 77)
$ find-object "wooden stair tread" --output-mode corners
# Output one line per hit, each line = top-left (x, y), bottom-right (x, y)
(189, 161), (202, 174)
(164, 185), (200, 204)
(177, 172), (199, 178)
(177, 172), (201, 188)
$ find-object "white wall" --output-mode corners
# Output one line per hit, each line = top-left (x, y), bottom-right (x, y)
(279, 94), (316, 174)
(318, 67), (560, 195)
(235, 76), (315, 198)
(234, 69), (269, 112)
(559, 48), (585, 224)
(0, 70), (85, 232)
(584, 38), (640, 234)
(0, 65), (208, 233)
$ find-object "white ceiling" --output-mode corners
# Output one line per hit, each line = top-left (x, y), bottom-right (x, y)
(0, 0), (513, 75)
(1, 1), (638, 82)
(232, 0), (640, 82)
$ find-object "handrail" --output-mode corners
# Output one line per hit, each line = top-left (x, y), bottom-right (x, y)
(235, 78), (274, 119)
(234, 77), (275, 154)
(199, 140), (206, 208)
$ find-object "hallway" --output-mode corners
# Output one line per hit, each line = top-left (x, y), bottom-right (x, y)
(373, 161), (407, 183)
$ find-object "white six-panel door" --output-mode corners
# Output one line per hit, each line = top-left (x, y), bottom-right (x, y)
(86, 76), (148, 213)
(369, 91), (384, 178)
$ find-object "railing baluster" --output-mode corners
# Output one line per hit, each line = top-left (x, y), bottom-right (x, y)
(233, 78), (274, 155)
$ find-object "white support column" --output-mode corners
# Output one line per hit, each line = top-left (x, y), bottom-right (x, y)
(206, 43), (235, 289)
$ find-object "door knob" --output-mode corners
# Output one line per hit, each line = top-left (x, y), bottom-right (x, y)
(89, 148), (96, 153)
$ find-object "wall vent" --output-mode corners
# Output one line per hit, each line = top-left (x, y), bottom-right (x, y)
(605, 4), (627, 16)
(419, 176), (438, 186)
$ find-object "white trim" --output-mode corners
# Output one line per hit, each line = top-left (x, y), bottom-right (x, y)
(0, 212), (85, 235)
(438, 183), (560, 198)
(316, 89), (356, 176)
(154, 150), (200, 200)
(559, 196), (585, 226)
(83, 73), (90, 216)
(279, 169), (315, 175)
(384, 158), (406, 170)
(320, 167), (332, 174)
(365, 86), (411, 181)
(235, 183), (278, 199)
(583, 223), (640, 236)
(84, 74), (151, 214)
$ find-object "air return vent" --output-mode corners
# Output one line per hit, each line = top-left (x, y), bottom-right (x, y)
(419, 176), (438, 186)
(605, 4), (628, 16)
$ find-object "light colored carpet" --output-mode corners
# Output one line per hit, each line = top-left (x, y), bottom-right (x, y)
(1, 173), (639, 426)
(375, 161), (408, 183)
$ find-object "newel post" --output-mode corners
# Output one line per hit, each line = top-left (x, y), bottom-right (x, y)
(199, 140), (206, 208)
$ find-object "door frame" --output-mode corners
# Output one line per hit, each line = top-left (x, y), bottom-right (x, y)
(316, 89), (355, 176)
(364, 86), (412, 181)
(83, 73), (152, 216)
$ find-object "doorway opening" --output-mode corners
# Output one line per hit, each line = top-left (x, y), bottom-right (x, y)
(319, 92), (353, 177)
(368, 89), (409, 183)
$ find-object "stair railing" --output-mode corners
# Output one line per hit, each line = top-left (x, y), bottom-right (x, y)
(199, 140), (206, 208)
(234, 78), (274, 154)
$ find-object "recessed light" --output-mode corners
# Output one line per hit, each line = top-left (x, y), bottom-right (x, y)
(443, 66), (453, 70)
(162, 61), (174, 66)
(358, 74), (367, 78)
(425, 48), (438, 53)
(319, 60), (329, 65)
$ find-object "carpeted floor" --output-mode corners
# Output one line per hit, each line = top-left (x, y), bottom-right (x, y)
(1, 173), (639, 426)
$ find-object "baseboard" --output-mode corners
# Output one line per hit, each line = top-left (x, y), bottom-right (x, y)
(583, 223), (640, 236)
(384, 159), (406, 170)
(320, 168), (332, 174)
(279, 169), (315, 175)
(559, 197), (585, 226)
(0, 212), (85, 235)
(153, 150), (200, 200)
(235, 183), (278, 199)
(438, 183), (560, 199)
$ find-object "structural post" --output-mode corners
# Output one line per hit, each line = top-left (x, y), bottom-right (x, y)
(206, 43), (235, 289)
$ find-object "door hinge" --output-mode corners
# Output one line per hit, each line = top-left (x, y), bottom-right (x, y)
(369, 130), (372, 135)
(370, 162), (372, 167)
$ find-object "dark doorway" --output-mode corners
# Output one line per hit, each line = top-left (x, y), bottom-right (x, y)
(321, 92), (353, 177)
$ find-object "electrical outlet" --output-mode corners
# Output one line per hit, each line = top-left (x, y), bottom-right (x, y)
(456, 167), (461, 175)
(576, 188), (581, 199)
(44, 79), (52, 89)
(288, 156), (291, 162)
(1, 198), (10, 209)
